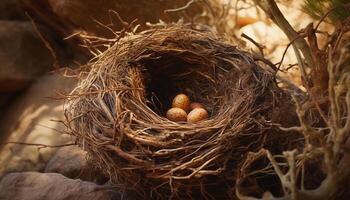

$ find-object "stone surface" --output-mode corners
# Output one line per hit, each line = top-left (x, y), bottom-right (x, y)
(0, 0), (25, 20)
(0, 20), (53, 92)
(45, 146), (89, 179)
(22, 0), (202, 37)
(0, 73), (76, 177)
(45, 146), (108, 183)
(46, 0), (202, 37)
(0, 172), (124, 200)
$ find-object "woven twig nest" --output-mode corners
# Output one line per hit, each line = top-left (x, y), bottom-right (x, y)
(65, 25), (296, 199)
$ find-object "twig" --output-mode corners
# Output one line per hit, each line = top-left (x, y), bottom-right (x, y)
(276, 35), (302, 72)
(314, 7), (336, 31)
(26, 12), (60, 70)
(3, 142), (76, 148)
(253, 55), (279, 73)
(164, 0), (196, 13)
(241, 33), (265, 57)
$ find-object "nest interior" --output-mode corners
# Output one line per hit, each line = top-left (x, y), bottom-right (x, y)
(65, 25), (298, 199)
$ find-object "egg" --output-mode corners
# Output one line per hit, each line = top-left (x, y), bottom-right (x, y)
(190, 102), (204, 110)
(166, 108), (188, 122)
(172, 94), (191, 112)
(187, 108), (208, 123)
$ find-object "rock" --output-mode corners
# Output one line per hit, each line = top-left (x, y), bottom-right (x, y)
(0, 172), (125, 200)
(0, 73), (76, 177)
(45, 146), (108, 183)
(0, 0), (25, 20)
(44, 146), (90, 178)
(0, 20), (53, 92)
(45, 146), (87, 177)
(23, 0), (202, 39)
(48, 0), (166, 32)
(21, 0), (208, 63)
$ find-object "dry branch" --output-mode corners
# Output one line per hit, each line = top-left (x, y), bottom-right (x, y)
(236, 17), (350, 200)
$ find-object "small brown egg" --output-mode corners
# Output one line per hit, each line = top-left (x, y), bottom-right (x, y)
(187, 108), (208, 123)
(172, 93), (191, 112)
(190, 102), (204, 110)
(166, 108), (187, 122)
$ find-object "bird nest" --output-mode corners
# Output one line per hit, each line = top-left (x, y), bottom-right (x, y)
(64, 25), (298, 199)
